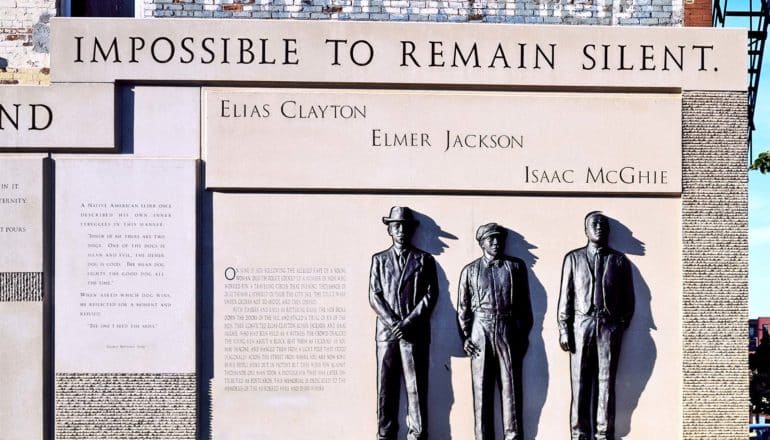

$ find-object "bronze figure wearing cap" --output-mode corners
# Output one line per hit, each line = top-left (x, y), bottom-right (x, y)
(369, 206), (438, 440)
(557, 211), (635, 440)
(457, 223), (532, 440)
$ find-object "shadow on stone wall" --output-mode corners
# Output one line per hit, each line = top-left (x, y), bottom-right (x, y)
(608, 217), (656, 439)
(504, 228), (549, 440)
(406, 216), (550, 440)
(411, 210), (462, 439)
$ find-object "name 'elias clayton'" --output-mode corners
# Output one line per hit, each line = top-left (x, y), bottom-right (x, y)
(71, 34), (718, 72)
(219, 99), (367, 119)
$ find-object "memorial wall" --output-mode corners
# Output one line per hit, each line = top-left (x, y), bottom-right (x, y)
(53, 158), (197, 438)
(211, 194), (682, 439)
(0, 18), (749, 440)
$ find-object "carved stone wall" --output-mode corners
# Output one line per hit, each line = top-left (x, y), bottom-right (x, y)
(0, 272), (43, 301)
(682, 90), (749, 439)
(0, 0), (693, 83)
(55, 373), (197, 439)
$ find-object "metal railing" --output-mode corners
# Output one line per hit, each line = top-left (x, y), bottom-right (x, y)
(714, 0), (768, 159)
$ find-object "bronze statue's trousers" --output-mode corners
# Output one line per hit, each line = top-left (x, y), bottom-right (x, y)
(470, 315), (523, 440)
(376, 339), (429, 440)
(570, 314), (623, 440)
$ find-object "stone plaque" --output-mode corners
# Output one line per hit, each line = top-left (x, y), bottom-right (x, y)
(0, 84), (115, 150)
(211, 193), (681, 440)
(0, 155), (45, 440)
(131, 86), (201, 158)
(203, 88), (681, 193)
(51, 19), (745, 91)
(54, 158), (196, 373)
(0, 302), (43, 440)
(0, 156), (44, 273)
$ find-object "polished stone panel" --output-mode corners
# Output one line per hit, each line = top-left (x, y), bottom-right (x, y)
(0, 302), (43, 440)
(131, 86), (201, 159)
(0, 84), (114, 150)
(204, 89), (681, 193)
(50, 19), (745, 91)
(0, 156), (44, 273)
(54, 157), (196, 374)
(0, 156), (45, 439)
(53, 157), (197, 437)
(211, 193), (681, 440)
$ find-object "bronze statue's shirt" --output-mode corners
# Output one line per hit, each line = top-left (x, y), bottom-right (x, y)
(457, 255), (531, 340)
(557, 245), (634, 337)
(473, 257), (514, 315)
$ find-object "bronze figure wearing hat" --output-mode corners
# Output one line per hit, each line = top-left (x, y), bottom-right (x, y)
(369, 206), (438, 440)
(457, 223), (532, 440)
(557, 212), (635, 440)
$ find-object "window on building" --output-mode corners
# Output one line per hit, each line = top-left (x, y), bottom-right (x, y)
(62, 0), (134, 17)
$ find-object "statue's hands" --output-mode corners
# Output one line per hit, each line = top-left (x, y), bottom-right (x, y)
(559, 333), (572, 352)
(463, 339), (481, 358)
(391, 321), (407, 340)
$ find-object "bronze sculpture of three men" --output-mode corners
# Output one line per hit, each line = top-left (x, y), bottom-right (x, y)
(369, 207), (635, 440)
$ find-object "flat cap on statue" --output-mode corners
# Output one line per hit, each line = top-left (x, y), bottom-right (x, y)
(476, 223), (506, 242)
(382, 206), (419, 225)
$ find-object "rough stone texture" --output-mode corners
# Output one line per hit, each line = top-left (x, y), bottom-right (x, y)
(0, 67), (50, 84)
(55, 373), (197, 439)
(0, 272), (43, 301)
(141, 0), (683, 25)
(0, 0), (55, 84)
(682, 91), (748, 439)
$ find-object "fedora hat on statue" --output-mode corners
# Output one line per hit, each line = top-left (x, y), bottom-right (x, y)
(382, 206), (419, 225)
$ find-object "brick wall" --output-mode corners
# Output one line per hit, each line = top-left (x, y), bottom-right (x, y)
(141, 0), (683, 26)
(0, 0), (56, 84)
(684, 0), (711, 26)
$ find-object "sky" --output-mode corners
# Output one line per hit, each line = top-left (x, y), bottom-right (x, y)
(720, 7), (770, 317)
(750, 61), (770, 317)
(746, 8), (770, 316)
(750, 169), (769, 317)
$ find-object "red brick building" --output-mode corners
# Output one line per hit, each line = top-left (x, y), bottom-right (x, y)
(750, 317), (770, 353)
